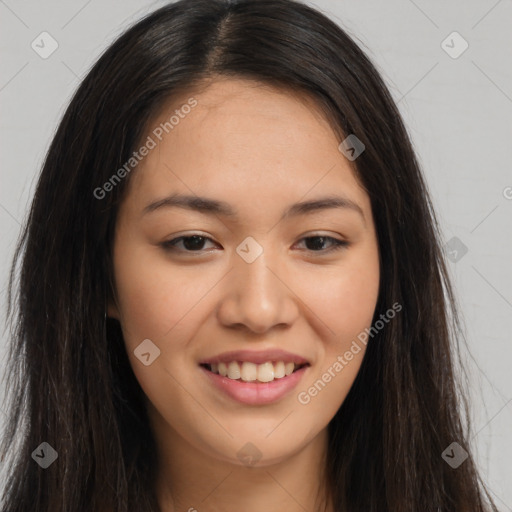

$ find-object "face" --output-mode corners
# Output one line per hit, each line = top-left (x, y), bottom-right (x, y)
(108, 77), (380, 468)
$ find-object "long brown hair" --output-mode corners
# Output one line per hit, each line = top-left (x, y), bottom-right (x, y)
(0, 0), (499, 510)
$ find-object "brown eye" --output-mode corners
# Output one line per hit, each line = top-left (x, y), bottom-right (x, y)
(295, 236), (349, 254)
(161, 234), (349, 256)
(161, 235), (218, 253)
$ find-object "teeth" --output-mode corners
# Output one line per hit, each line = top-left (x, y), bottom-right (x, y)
(207, 360), (305, 382)
(285, 362), (295, 376)
(274, 361), (285, 379)
(227, 361), (241, 380)
(241, 362), (257, 382)
(218, 362), (228, 377)
(257, 362), (274, 383)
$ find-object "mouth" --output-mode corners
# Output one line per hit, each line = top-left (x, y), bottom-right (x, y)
(199, 359), (310, 405)
(200, 361), (310, 383)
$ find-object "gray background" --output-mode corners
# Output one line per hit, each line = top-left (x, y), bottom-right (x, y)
(1, 0), (511, 507)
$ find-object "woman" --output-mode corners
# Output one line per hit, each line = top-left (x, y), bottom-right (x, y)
(0, 0), (499, 510)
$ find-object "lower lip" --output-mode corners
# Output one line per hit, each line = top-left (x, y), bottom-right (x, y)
(200, 365), (308, 405)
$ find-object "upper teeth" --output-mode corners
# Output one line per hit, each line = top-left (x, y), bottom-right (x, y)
(209, 361), (300, 382)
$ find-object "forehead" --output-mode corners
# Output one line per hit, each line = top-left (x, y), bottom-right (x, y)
(121, 78), (370, 221)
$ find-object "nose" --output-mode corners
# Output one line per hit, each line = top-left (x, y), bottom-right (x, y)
(216, 247), (299, 334)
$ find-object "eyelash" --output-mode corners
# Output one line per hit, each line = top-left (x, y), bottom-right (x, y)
(160, 234), (349, 255)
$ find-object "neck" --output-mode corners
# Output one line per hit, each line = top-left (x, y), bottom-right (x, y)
(149, 407), (333, 512)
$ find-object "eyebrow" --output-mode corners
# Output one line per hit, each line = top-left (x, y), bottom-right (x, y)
(142, 193), (365, 223)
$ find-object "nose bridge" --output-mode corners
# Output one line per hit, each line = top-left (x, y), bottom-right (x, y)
(216, 238), (298, 333)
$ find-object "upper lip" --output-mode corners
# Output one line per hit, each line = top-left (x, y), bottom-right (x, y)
(199, 349), (310, 366)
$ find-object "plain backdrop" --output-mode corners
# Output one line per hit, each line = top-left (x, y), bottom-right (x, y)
(0, 0), (511, 507)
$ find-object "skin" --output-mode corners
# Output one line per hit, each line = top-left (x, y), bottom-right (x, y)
(108, 77), (380, 512)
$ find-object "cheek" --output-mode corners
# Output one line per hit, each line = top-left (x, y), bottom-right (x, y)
(294, 265), (378, 418)
(293, 250), (380, 344)
(112, 249), (214, 404)
(290, 245), (379, 407)
(112, 242), (216, 346)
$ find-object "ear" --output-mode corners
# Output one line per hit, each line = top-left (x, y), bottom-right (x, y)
(107, 290), (121, 320)
(106, 275), (120, 320)
(107, 295), (120, 320)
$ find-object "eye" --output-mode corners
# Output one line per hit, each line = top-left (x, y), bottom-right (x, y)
(160, 234), (349, 255)
(161, 234), (218, 253)
(294, 235), (349, 254)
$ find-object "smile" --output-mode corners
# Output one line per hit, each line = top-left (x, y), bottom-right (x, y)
(201, 360), (308, 383)
(199, 362), (310, 405)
